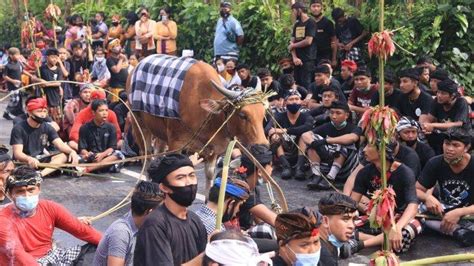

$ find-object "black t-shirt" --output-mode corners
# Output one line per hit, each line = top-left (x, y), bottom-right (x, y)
(335, 17), (364, 46)
(419, 155), (474, 212)
(10, 120), (59, 157)
(309, 79), (346, 103)
(319, 239), (338, 266)
(3, 60), (22, 91)
(309, 106), (330, 127)
(267, 111), (313, 139)
(315, 16), (336, 55)
(396, 90), (433, 121)
(239, 187), (263, 230)
(134, 204), (207, 265)
(280, 86), (308, 100)
(113, 103), (129, 132)
(354, 163), (418, 212)
(78, 121), (117, 153)
(241, 76), (259, 89)
(430, 97), (471, 130)
(268, 80), (283, 102)
(68, 57), (90, 97)
(106, 57), (129, 88)
(313, 121), (358, 138)
(40, 65), (63, 107)
(340, 77), (354, 100)
(271, 255), (288, 266)
(396, 144), (421, 178)
(292, 17), (318, 62)
(414, 142), (435, 169)
(370, 89), (402, 109)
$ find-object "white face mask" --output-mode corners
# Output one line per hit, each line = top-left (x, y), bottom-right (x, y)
(95, 56), (105, 63)
(217, 64), (225, 73)
(161, 15), (168, 21)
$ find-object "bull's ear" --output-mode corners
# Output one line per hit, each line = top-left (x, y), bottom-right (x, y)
(199, 99), (226, 114)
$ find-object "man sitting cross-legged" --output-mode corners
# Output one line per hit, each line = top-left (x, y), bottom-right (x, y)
(299, 101), (360, 190)
(78, 99), (125, 174)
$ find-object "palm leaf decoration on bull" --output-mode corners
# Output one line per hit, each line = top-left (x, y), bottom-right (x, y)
(210, 80), (277, 110)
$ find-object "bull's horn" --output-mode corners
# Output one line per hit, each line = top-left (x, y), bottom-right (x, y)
(211, 80), (240, 99)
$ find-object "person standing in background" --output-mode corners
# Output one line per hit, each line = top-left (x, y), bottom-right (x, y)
(155, 7), (178, 56)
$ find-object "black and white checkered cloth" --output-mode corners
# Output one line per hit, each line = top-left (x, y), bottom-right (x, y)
(130, 54), (197, 119)
(37, 245), (82, 266)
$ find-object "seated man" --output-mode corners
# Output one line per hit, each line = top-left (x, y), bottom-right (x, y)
(307, 65), (345, 109)
(318, 192), (358, 263)
(258, 68), (284, 110)
(395, 67), (433, 121)
(300, 101), (360, 190)
(13, 96), (61, 132)
(420, 79), (471, 154)
(370, 71), (402, 109)
(279, 74), (308, 100)
(396, 116), (435, 169)
(93, 181), (162, 265)
(348, 69), (377, 117)
(63, 84), (92, 137)
(0, 146), (14, 206)
(266, 91), (313, 180)
(78, 99), (125, 174)
(308, 86), (340, 127)
(350, 141), (420, 254)
(10, 98), (79, 177)
(272, 207), (322, 265)
(134, 154), (207, 265)
(0, 166), (102, 265)
(90, 47), (110, 89)
(69, 90), (122, 151)
(338, 59), (357, 99)
(416, 128), (474, 247)
(236, 63), (261, 90)
(195, 177), (250, 235)
(429, 68), (449, 96)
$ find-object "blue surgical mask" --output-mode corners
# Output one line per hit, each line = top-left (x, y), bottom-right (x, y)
(287, 245), (321, 266)
(328, 234), (344, 249)
(331, 120), (347, 130)
(15, 194), (39, 215)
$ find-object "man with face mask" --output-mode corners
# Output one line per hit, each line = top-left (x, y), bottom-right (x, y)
(10, 98), (79, 177)
(195, 177), (250, 234)
(396, 116), (435, 169)
(300, 101), (359, 189)
(213, 2), (244, 60)
(416, 127), (474, 247)
(348, 68), (377, 116)
(106, 39), (129, 102)
(134, 153), (208, 265)
(0, 166), (102, 265)
(266, 91), (314, 180)
(90, 47), (110, 89)
(63, 84), (92, 136)
(273, 207), (323, 265)
(318, 192), (358, 264)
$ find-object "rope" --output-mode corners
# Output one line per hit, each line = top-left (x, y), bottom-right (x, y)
(265, 109), (340, 192)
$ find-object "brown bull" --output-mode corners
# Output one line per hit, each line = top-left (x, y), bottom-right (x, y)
(126, 60), (269, 191)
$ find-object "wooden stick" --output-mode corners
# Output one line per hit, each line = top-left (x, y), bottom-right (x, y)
(400, 253), (474, 265)
(215, 140), (237, 231)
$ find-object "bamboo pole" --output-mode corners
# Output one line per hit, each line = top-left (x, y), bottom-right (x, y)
(215, 140), (237, 231)
(400, 253), (474, 265)
(51, 0), (57, 48)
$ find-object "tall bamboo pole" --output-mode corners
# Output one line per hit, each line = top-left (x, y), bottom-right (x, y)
(378, 0), (389, 252)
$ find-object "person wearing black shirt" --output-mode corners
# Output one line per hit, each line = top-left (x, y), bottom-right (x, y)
(39, 48), (63, 125)
(78, 100), (123, 174)
(279, 74), (308, 100)
(266, 91), (313, 180)
(301, 101), (360, 190)
(351, 141), (419, 253)
(370, 71), (402, 110)
(258, 68), (284, 110)
(348, 69), (377, 116)
(107, 39), (129, 102)
(309, 86), (340, 127)
(310, 0), (337, 66)
(236, 64), (260, 90)
(429, 68), (449, 95)
(318, 193), (359, 264)
(10, 97), (78, 177)
(337, 59), (357, 99)
(395, 68), (433, 121)
(289, 2), (317, 89)
(272, 207), (322, 265)
(68, 41), (90, 97)
(134, 154), (207, 265)
(332, 8), (368, 64)
(308, 65), (345, 109)
(396, 116), (435, 169)
(420, 79), (471, 154)
(416, 128), (474, 247)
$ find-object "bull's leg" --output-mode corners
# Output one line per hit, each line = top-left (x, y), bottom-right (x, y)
(204, 154), (218, 196)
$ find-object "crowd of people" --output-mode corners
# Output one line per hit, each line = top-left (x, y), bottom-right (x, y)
(0, 0), (473, 265)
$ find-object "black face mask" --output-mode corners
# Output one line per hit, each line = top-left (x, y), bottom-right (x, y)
(222, 200), (238, 223)
(31, 115), (46, 124)
(166, 184), (197, 207)
(404, 139), (417, 147)
(220, 10), (230, 18)
(112, 22), (119, 26)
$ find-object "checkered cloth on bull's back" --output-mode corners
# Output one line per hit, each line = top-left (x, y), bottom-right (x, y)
(131, 54), (197, 119)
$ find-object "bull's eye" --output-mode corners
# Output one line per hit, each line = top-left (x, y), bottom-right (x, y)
(238, 112), (247, 120)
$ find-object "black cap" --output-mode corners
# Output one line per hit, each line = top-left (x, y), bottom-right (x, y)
(437, 79), (458, 94)
(354, 68), (371, 77)
(384, 70), (396, 84)
(399, 68), (419, 81)
(443, 127), (472, 146)
(314, 65), (331, 75)
(45, 48), (59, 56)
(330, 100), (350, 112)
(291, 1), (306, 9)
(430, 68), (449, 81)
(147, 154), (194, 184)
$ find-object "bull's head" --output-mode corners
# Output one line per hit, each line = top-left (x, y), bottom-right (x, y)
(199, 80), (270, 145)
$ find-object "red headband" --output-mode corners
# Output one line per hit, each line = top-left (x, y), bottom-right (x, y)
(90, 90), (106, 100)
(27, 98), (47, 112)
(341, 60), (357, 73)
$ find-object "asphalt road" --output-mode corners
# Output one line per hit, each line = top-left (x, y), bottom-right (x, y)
(0, 98), (472, 265)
